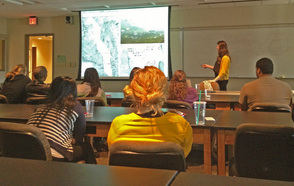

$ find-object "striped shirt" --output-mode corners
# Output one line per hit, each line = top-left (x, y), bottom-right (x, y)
(27, 102), (86, 160)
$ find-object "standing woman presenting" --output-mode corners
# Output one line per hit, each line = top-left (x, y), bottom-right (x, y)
(201, 40), (231, 90)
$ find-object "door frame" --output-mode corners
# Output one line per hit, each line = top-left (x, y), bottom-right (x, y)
(24, 33), (54, 81)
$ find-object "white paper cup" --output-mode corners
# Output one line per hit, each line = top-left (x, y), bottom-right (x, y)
(195, 84), (200, 93)
(193, 101), (206, 125)
(85, 100), (95, 117)
(204, 89), (210, 98)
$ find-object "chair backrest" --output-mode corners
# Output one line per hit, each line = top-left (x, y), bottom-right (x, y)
(0, 94), (8, 104)
(234, 123), (294, 181)
(121, 98), (136, 107)
(199, 82), (220, 91)
(251, 102), (291, 112)
(77, 97), (106, 106)
(26, 96), (47, 105)
(162, 100), (192, 110)
(0, 122), (52, 161)
(109, 141), (187, 172)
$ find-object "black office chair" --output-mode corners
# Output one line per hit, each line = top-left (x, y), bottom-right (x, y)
(0, 94), (8, 104)
(77, 97), (106, 106)
(162, 100), (192, 110)
(229, 123), (294, 181)
(0, 122), (52, 161)
(109, 141), (187, 172)
(251, 102), (291, 113)
(26, 96), (47, 105)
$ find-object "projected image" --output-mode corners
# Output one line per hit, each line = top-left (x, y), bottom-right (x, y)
(121, 20), (164, 44)
(80, 7), (170, 79)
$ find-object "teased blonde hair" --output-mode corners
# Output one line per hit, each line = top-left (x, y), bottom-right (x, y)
(127, 66), (167, 116)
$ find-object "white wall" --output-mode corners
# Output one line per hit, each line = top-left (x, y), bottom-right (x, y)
(3, 4), (294, 90)
(170, 4), (294, 90)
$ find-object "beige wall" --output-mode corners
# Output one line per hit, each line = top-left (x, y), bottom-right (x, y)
(1, 4), (294, 91)
(0, 18), (7, 34)
(6, 18), (54, 82)
(0, 18), (7, 79)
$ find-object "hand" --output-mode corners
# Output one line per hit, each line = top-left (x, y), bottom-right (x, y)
(207, 79), (215, 83)
(71, 138), (76, 145)
(201, 64), (207, 68)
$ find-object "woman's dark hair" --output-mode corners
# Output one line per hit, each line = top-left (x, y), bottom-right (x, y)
(217, 41), (230, 63)
(129, 67), (140, 82)
(82, 68), (101, 97)
(168, 70), (188, 100)
(5, 64), (28, 81)
(47, 76), (77, 110)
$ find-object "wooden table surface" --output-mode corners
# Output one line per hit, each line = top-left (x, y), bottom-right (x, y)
(171, 172), (293, 186)
(0, 157), (177, 186)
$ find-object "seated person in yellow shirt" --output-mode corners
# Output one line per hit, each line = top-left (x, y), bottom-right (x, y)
(107, 66), (193, 157)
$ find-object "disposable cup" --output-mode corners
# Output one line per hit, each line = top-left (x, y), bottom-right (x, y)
(85, 100), (95, 117)
(205, 89), (210, 99)
(195, 84), (200, 93)
(193, 101), (206, 125)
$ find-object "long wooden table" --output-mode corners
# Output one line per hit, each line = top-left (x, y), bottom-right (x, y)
(201, 94), (240, 111)
(2, 156), (292, 186)
(0, 104), (222, 175)
(105, 91), (241, 110)
(85, 107), (223, 175)
(214, 110), (294, 175)
(105, 92), (124, 106)
(2, 104), (291, 176)
(172, 172), (293, 186)
(0, 157), (177, 186)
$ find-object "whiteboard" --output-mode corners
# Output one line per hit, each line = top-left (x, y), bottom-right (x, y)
(182, 26), (294, 78)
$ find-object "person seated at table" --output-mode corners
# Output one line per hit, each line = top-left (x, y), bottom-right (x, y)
(27, 76), (97, 164)
(239, 57), (293, 111)
(107, 66), (193, 157)
(0, 64), (31, 103)
(123, 67), (140, 99)
(77, 68), (107, 105)
(26, 66), (50, 98)
(168, 70), (198, 106)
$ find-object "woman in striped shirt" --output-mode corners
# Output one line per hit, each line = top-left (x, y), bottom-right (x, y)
(27, 76), (96, 164)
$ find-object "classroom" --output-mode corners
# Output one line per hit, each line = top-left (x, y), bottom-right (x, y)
(0, 1), (294, 185)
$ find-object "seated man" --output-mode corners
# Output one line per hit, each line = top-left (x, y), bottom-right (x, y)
(239, 57), (293, 111)
(26, 66), (50, 98)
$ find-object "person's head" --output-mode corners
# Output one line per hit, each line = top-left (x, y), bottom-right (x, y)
(168, 70), (188, 100)
(5, 64), (28, 80)
(216, 40), (229, 59)
(255, 57), (274, 78)
(171, 70), (187, 83)
(33, 66), (47, 82)
(129, 67), (140, 82)
(47, 76), (77, 109)
(83, 68), (101, 97)
(128, 66), (167, 116)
